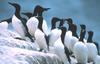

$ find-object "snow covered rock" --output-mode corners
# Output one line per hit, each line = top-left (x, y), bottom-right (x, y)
(0, 46), (62, 64)
(0, 37), (39, 51)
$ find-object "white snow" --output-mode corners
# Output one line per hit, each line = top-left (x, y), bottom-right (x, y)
(0, 27), (62, 64)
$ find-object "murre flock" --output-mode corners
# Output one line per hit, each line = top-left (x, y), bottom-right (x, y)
(0, 2), (100, 64)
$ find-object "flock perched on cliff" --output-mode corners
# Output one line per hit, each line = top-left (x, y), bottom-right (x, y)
(0, 2), (100, 64)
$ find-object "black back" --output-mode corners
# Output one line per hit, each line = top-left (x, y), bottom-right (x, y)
(22, 12), (33, 18)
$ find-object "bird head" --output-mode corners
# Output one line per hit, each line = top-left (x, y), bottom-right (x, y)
(65, 18), (73, 24)
(80, 24), (86, 29)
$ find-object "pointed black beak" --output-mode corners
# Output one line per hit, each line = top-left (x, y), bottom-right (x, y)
(80, 24), (84, 27)
(21, 13), (26, 15)
(43, 8), (50, 11)
(8, 2), (14, 6)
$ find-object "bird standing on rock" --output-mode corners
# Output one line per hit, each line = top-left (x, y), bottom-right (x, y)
(8, 2), (34, 42)
(86, 31), (98, 63)
(23, 5), (50, 52)
(73, 24), (88, 64)
(54, 26), (71, 64)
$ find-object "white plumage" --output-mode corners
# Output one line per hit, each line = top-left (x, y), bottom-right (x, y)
(86, 43), (98, 62)
(64, 31), (78, 53)
(34, 29), (48, 51)
(27, 17), (49, 36)
(12, 15), (26, 37)
(54, 37), (70, 64)
(26, 17), (39, 36)
(73, 41), (88, 64)
(42, 19), (49, 36)
(49, 28), (61, 46)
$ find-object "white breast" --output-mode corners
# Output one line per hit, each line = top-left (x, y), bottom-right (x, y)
(64, 31), (72, 52)
(86, 43), (98, 62)
(34, 29), (47, 50)
(49, 29), (61, 46)
(12, 15), (26, 37)
(54, 38), (70, 64)
(42, 19), (49, 36)
(27, 17), (39, 36)
(73, 42), (88, 64)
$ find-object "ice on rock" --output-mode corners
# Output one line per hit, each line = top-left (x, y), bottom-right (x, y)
(0, 28), (62, 64)
(0, 46), (62, 64)
(0, 37), (39, 51)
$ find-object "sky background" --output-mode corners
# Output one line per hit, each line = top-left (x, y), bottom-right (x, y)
(0, 0), (100, 44)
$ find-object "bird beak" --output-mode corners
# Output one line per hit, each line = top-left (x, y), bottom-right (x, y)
(8, 2), (14, 6)
(44, 8), (50, 11)
(21, 13), (26, 15)
(80, 24), (83, 27)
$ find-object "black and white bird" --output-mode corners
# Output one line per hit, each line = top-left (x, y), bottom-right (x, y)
(54, 26), (71, 64)
(8, 2), (34, 42)
(22, 5), (50, 36)
(65, 18), (78, 38)
(49, 17), (62, 46)
(73, 24), (88, 64)
(86, 31), (98, 63)
(64, 18), (78, 54)
(34, 17), (49, 52)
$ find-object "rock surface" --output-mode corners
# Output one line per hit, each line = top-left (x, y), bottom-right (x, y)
(0, 29), (62, 64)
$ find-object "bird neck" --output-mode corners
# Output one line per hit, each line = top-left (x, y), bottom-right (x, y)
(51, 23), (56, 30)
(87, 34), (93, 42)
(68, 23), (72, 31)
(33, 7), (38, 16)
(72, 25), (78, 38)
(51, 18), (60, 30)
(33, 8), (43, 17)
(61, 30), (66, 44)
(59, 20), (64, 27)
(15, 8), (21, 19)
(36, 17), (44, 32)
(68, 24), (78, 38)
(79, 29), (86, 42)
(38, 12), (43, 17)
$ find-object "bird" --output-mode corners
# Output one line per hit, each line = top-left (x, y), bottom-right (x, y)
(24, 5), (50, 37)
(22, 5), (50, 52)
(65, 18), (78, 38)
(49, 17), (62, 46)
(8, 2), (34, 42)
(54, 27), (71, 64)
(73, 24), (88, 64)
(63, 18), (78, 55)
(86, 31), (98, 63)
(34, 17), (49, 52)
